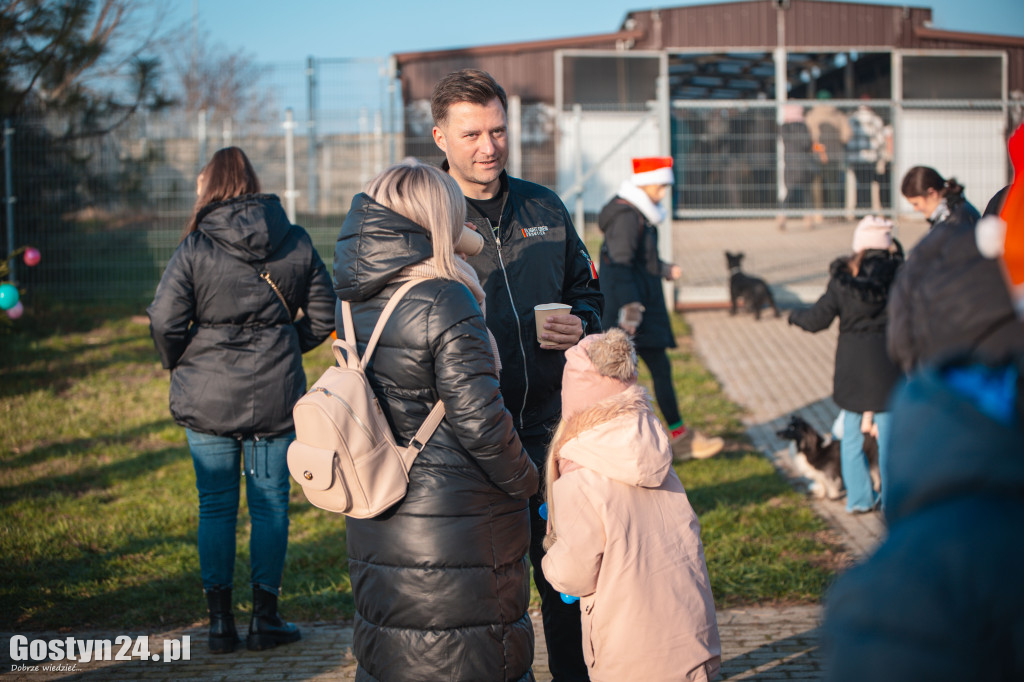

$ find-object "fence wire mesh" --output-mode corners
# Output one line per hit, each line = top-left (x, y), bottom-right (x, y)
(2, 71), (1020, 304)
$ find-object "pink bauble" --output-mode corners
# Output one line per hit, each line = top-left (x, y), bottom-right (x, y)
(23, 247), (41, 267)
(6, 300), (24, 319)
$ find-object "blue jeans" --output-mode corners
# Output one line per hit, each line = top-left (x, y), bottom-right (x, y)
(186, 429), (294, 594)
(840, 410), (891, 512)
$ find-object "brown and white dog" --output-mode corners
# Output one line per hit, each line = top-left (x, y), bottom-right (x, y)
(776, 414), (879, 500)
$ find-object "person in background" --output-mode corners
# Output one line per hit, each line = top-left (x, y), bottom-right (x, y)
(845, 100), (887, 213)
(542, 328), (721, 682)
(888, 166), (1023, 372)
(788, 216), (903, 512)
(777, 104), (817, 230)
(598, 156), (724, 461)
(806, 91), (852, 219)
(333, 160), (539, 682)
(430, 68), (603, 681)
(823, 122), (1024, 681)
(148, 147), (336, 653)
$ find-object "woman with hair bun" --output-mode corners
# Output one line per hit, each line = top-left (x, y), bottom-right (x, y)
(888, 165), (1023, 372)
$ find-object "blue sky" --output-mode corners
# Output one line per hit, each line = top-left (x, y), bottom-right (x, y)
(171, 0), (1024, 65)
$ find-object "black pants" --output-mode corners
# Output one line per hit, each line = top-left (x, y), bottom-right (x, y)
(637, 346), (681, 426)
(523, 432), (590, 682)
(852, 164), (875, 210)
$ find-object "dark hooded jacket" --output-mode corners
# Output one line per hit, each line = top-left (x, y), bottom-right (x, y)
(888, 198), (1023, 371)
(597, 196), (675, 349)
(148, 194), (335, 438)
(333, 193), (539, 682)
(458, 168), (603, 441)
(789, 250), (903, 412)
(822, 355), (1024, 681)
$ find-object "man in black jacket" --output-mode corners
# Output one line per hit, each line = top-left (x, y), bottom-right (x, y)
(431, 69), (602, 681)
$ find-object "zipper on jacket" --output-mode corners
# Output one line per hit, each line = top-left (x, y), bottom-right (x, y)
(489, 198), (530, 429)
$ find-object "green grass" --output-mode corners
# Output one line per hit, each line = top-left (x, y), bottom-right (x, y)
(0, 306), (842, 631)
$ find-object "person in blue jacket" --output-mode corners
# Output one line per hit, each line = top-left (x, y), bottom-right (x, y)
(822, 353), (1024, 681)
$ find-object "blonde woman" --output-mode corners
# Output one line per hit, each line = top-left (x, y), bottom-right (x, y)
(333, 160), (539, 682)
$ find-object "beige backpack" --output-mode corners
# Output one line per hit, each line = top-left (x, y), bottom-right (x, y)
(287, 279), (445, 517)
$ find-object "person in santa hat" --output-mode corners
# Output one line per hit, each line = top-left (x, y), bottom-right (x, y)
(597, 157), (724, 460)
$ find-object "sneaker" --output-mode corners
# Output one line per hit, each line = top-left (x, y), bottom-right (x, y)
(671, 427), (724, 461)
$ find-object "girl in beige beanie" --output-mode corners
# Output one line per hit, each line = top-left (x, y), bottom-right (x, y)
(541, 328), (721, 681)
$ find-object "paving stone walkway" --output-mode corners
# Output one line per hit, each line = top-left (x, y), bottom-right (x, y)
(2, 606), (824, 681)
(4, 217), (926, 680)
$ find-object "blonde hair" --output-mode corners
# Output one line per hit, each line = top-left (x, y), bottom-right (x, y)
(363, 159), (466, 280)
(543, 420), (566, 513)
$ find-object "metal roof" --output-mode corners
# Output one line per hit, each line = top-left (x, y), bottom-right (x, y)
(394, 0), (1024, 103)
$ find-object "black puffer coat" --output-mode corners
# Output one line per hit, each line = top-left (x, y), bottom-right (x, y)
(333, 193), (540, 682)
(789, 251), (903, 412)
(597, 197), (675, 349)
(148, 194), (335, 438)
(888, 199), (1024, 372)
(459, 168), (603, 440)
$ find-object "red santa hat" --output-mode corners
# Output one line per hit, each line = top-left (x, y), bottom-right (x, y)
(976, 122), (1024, 318)
(631, 157), (674, 186)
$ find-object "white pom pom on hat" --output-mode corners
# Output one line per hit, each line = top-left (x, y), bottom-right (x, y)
(976, 215), (1007, 259)
(852, 215), (893, 253)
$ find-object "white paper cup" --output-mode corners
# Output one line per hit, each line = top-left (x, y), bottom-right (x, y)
(534, 303), (572, 346)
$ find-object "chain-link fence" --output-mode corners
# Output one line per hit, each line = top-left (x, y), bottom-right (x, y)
(3, 54), (1020, 305)
(2, 57), (398, 304)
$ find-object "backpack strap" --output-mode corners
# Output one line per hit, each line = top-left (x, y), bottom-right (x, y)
(340, 279), (427, 369)
(402, 401), (446, 462)
(340, 278), (447, 454)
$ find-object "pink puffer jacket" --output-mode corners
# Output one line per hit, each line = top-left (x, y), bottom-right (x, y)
(542, 385), (721, 682)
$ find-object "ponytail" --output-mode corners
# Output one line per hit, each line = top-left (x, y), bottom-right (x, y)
(943, 177), (965, 207)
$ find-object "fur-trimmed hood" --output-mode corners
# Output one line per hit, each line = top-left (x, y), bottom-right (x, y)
(552, 384), (672, 488)
(828, 249), (902, 304)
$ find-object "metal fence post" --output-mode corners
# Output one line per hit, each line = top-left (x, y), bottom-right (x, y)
(656, 70), (673, 309)
(284, 108), (298, 223)
(306, 56), (319, 215)
(4, 119), (15, 284)
(573, 104), (585, 238)
(197, 108), (207, 170)
(509, 95), (522, 179)
(387, 56), (400, 164)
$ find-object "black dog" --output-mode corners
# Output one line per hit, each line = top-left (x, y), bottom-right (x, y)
(726, 251), (779, 320)
(776, 414), (879, 501)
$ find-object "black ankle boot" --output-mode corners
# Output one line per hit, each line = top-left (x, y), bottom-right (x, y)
(247, 587), (301, 651)
(205, 587), (241, 654)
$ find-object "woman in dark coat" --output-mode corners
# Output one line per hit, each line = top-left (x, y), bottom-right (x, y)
(333, 160), (539, 682)
(888, 166), (1023, 371)
(148, 147), (336, 652)
(598, 157), (723, 460)
(789, 216), (904, 512)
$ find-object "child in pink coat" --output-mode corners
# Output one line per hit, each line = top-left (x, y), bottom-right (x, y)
(541, 328), (721, 681)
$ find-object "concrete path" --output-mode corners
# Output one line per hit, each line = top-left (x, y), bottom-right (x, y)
(686, 309), (886, 558)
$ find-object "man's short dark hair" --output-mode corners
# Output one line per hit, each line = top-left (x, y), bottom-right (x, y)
(431, 69), (508, 128)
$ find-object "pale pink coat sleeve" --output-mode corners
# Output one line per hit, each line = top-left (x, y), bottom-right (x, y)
(541, 474), (605, 598)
